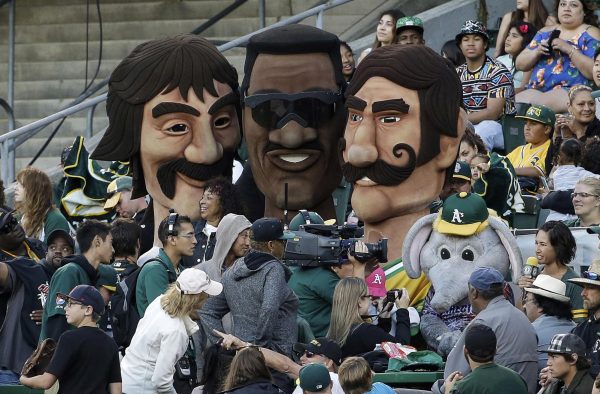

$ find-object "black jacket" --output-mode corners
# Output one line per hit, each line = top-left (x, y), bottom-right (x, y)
(573, 315), (600, 377)
(220, 379), (283, 394)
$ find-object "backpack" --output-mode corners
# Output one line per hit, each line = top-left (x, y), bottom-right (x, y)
(109, 258), (168, 350)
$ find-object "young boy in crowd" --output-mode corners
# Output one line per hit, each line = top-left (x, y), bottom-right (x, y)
(507, 104), (555, 195)
(20, 285), (121, 393)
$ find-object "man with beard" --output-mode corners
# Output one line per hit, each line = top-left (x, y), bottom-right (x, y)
(91, 35), (241, 246)
(341, 44), (465, 307)
(238, 24), (346, 222)
(568, 260), (600, 377)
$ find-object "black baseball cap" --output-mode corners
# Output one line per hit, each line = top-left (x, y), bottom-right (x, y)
(464, 324), (496, 359)
(294, 338), (342, 366)
(57, 285), (105, 315)
(251, 217), (295, 242)
(46, 229), (75, 250)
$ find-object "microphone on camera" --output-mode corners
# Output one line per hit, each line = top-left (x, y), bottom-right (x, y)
(522, 257), (540, 279)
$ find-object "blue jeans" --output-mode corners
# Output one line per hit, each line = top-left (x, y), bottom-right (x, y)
(0, 369), (20, 385)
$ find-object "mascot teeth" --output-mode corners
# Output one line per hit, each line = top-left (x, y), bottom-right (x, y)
(280, 154), (309, 163)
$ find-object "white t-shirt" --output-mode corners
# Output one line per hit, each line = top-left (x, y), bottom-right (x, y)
(292, 372), (344, 394)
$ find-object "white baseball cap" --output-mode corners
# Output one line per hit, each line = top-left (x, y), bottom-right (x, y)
(177, 268), (223, 296)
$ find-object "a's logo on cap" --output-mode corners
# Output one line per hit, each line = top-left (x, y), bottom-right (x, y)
(454, 162), (461, 173)
(451, 209), (464, 223)
(372, 273), (383, 284)
(528, 107), (542, 117)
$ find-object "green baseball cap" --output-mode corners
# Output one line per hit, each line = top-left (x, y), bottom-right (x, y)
(435, 192), (489, 236)
(289, 211), (325, 231)
(97, 264), (118, 293)
(516, 104), (556, 126)
(104, 176), (133, 210)
(396, 16), (424, 33)
(299, 363), (331, 392)
(452, 161), (472, 182)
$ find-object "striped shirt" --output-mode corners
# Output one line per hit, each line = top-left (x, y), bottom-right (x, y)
(457, 56), (516, 118)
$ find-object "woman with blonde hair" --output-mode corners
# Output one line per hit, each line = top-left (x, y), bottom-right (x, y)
(121, 268), (223, 393)
(221, 346), (282, 393)
(14, 166), (70, 242)
(326, 278), (410, 358)
(338, 357), (395, 394)
(554, 85), (600, 142)
(564, 176), (600, 227)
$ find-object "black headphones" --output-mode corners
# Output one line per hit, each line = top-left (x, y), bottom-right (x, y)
(167, 209), (179, 236)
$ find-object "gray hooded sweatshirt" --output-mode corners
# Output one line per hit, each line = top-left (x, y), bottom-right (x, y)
(200, 250), (299, 357)
(197, 213), (252, 282)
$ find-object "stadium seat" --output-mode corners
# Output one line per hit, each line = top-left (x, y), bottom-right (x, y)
(513, 194), (541, 229)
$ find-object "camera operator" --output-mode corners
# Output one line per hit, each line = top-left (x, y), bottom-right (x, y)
(288, 241), (370, 338)
(327, 278), (411, 358)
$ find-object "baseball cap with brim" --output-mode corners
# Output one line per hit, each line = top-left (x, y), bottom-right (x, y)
(294, 338), (342, 366)
(525, 274), (570, 303)
(541, 333), (586, 357)
(46, 229), (75, 250)
(289, 211), (325, 231)
(299, 363), (331, 392)
(569, 260), (600, 287)
(177, 268), (223, 296)
(251, 217), (296, 241)
(104, 176), (133, 210)
(366, 267), (387, 298)
(396, 16), (424, 33)
(452, 161), (471, 182)
(97, 264), (118, 293)
(515, 104), (556, 126)
(57, 284), (105, 315)
(455, 20), (489, 43)
(435, 192), (489, 236)
(469, 267), (504, 290)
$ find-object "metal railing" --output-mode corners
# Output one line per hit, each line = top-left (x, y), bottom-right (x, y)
(0, 0), (352, 184)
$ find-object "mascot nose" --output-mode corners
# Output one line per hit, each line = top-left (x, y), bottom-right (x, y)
(347, 144), (378, 167)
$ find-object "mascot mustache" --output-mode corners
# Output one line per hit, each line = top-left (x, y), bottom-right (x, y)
(156, 151), (235, 199)
(339, 139), (417, 186)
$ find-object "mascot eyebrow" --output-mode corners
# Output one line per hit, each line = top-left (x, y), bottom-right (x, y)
(345, 96), (410, 114)
(372, 99), (410, 114)
(151, 92), (239, 119)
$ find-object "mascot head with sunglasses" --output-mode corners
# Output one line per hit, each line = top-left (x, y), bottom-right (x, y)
(92, 35), (241, 242)
(241, 25), (346, 221)
(342, 45), (466, 262)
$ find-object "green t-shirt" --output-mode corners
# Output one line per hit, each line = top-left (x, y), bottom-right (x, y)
(450, 363), (528, 394)
(39, 263), (92, 340)
(288, 266), (339, 338)
(135, 249), (179, 318)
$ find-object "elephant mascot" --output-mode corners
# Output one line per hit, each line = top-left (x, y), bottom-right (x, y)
(403, 192), (523, 356)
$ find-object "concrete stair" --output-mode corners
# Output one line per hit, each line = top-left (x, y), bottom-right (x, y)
(0, 0), (439, 173)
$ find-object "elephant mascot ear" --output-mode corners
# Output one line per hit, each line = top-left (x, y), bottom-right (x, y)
(489, 216), (523, 282)
(402, 213), (437, 279)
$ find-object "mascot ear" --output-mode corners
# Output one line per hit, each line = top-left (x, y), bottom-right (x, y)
(488, 217), (523, 283)
(402, 214), (437, 279)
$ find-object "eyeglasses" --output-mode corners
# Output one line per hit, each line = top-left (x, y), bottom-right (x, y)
(243, 90), (342, 130)
(66, 300), (85, 308)
(0, 216), (18, 234)
(178, 233), (196, 240)
(571, 192), (600, 199)
(583, 271), (600, 281)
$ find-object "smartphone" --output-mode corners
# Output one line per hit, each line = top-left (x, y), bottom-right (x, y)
(547, 29), (560, 49)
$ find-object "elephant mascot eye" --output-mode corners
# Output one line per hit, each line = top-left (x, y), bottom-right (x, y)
(440, 248), (451, 260)
(462, 249), (475, 261)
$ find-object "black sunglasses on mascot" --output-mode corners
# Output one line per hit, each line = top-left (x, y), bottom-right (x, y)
(0, 215), (18, 234)
(243, 90), (342, 130)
